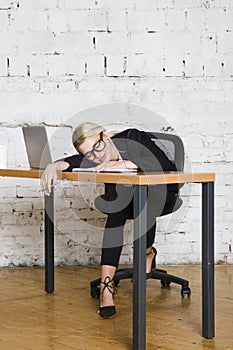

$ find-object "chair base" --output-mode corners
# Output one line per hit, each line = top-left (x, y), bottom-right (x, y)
(90, 267), (191, 299)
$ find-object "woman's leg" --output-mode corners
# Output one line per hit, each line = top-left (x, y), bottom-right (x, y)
(146, 221), (157, 273)
(101, 213), (128, 267)
(145, 186), (178, 273)
(100, 212), (130, 311)
(99, 186), (178, 312)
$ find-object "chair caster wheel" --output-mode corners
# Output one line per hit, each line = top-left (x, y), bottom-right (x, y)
(91, 286), (100, 298)
(181, 287), (191, 297)
(161, 280), (171, 288)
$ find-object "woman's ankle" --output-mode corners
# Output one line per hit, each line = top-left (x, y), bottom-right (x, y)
(146, 246), (157, 273)
(100, 276), (115, 307)
(100, 265), (116, 307)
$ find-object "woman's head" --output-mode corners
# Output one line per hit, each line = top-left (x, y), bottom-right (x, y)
(72, 122), (118, 163)
(72, 122), (105, 150)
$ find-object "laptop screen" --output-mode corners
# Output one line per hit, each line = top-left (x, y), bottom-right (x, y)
(22, 126), (52, 169)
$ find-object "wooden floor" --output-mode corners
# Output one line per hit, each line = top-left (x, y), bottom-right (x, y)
(0, 266), (232, 350)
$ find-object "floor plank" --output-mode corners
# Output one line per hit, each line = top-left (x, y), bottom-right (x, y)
(0, 266), (232, 350)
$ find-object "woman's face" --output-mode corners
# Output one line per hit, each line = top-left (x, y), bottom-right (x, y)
(78, 131), (115, 164)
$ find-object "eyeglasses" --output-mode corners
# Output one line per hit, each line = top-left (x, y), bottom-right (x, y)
(83, 131), (106, 161)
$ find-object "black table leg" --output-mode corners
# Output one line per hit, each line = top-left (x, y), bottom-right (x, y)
(202, 181), (215, 338)
(44, 190), (54, 293)
(133, 185), (147, 350)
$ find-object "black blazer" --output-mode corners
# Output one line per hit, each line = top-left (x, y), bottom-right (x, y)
(63, 128), (176, 171)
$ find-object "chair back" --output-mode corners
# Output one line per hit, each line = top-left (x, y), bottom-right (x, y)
(146, 132), (184, 172)
(147, 132), (185, 214)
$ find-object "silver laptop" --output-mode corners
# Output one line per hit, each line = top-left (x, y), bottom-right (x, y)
(22, 126), (52, 169)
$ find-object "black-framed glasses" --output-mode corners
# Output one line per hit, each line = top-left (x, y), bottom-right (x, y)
(84, 131), (106, 161)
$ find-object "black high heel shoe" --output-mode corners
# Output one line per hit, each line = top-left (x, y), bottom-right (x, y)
(98, 276), (116, 319)
(146, 246), (157, 279)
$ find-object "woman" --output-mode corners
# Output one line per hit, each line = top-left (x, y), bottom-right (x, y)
(41, 122), (178, 319)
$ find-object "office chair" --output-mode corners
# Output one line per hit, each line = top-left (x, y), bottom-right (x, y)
(90, 132), (191, 299)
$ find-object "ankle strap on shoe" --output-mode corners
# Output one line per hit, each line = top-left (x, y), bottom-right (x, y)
(146, 247), (157, 256)
(100, 276), (116, 295)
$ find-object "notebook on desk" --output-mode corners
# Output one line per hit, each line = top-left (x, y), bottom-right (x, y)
(72, 167), (138, 173)
(22, 126), (52, 169)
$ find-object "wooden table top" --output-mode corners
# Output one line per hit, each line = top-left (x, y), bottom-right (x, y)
(0, 168), (215, 185)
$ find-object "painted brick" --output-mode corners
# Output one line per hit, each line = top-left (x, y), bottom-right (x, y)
(108, 10), (127, 32)
(163, 55), (184, 77)
(7, 9), (48, 32)
(218, 31), (233, 54)
(32, 198), (44, 210)
(126, 55), (164, 77)
(183, 54), (204, 77)
(106, 55), (124, 76)
(201, 33), (218, 56)
(129, 32), (164, 54)
(134, 0), (167, 10)
(164, 9), (186, 32)
(205, 8), (233, 32)
(57, 215), (97, 232)
(60, 0), (96, 9)
(163, 32), (202, 55)
(96, 0), (134, 10)
(0, 11), (8, 33)
(47, 9), (68, 32)
(85, 54), (104, 76)
(17, 210), (43, 226)
(0, 202), (13, 212)
(55, 32), (94, 54)
(46, 54), (68, 76)
(18, 32), (56, 54)
(6, 55), (27, 76)
(87, 9), (108, 31)
(16, 185), (41, 198)
(65, 55), (86, 76)
(0, 56), (7, 76)
(0, 186), (17, 198)
(185, 9), (205, 32)
(2, 213), (18, 225)
(65, 10), (88, 31)
(144, 9), (166, 32)
(172, 0), (209, 8)
(13, 200), (33, 212)
(0, 0), (15, 9)
(0, 76), (40, 93)
(127, 11), (147, 32)
(94, 32), (130, 54)
(125, 54), (146, 77)
(0, 34), (19, 54)
(19, 0), (59, 10)
(28, 55), (49, 77)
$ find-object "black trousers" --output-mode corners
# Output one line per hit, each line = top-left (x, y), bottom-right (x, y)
(95, 185), (179, 268)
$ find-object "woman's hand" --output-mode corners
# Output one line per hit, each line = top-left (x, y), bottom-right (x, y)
(40, 161), (69, 196)
(94, 160), (138, 172)
(41, 164), (58, 196)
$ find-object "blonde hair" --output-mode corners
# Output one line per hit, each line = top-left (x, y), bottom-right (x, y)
(72, 122), (105, 150)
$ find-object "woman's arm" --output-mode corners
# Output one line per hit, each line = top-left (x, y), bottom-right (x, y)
(41, 161), (70, 196)
(41, 153), (95, 195)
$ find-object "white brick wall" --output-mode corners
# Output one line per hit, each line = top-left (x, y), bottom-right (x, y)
(0, 0), (233, 267)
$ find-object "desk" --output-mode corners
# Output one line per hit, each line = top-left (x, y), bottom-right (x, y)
(0, 169), (215, 349)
